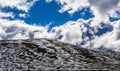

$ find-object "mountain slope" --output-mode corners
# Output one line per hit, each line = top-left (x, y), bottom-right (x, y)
(0, 38), (120, 71)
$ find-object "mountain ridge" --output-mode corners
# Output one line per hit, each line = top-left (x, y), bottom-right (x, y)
(0, 38), (120, 71)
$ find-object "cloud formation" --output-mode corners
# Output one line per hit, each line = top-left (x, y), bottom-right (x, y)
(92, 21), (120, 51)
(0, 0), (37, 12)
(51, 19), (120, 51)
(55, 0), (120, 22)
(55, 0), (89, 14)
(89, 0), (119, 14)
(0, 18), (120, 51)
(0, 0), (120, 52)
(0, 19), (52, 40)
(0, 11), (14, 18)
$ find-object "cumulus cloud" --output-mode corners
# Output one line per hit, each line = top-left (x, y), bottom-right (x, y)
(55, 0), (120, 22)
(92, 21), (120, 51)
(0, 19), (53, 40)
(0, 0), (53, 40)
(0, 0), (38, 12)
(89, 0), (119, 14)
(55, 0), (89, 14)
(0, 11), (14, 18)
(51, 20), (84, 44)
(0, 17), (120, 51)
(0, 0), (120, 52)
(50, 19), (120, 51)
(89, 0), (120, 22)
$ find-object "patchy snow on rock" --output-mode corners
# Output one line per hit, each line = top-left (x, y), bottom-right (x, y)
(0, 38), (120, 70)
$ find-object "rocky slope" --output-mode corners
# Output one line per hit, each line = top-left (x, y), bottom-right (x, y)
(0, 38), (120, 71)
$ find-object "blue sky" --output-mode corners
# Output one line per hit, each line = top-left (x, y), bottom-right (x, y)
(1, 0), (120, 30)
(2, 0), (95, 30)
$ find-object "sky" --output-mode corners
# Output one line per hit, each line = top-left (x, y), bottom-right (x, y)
(0, 0), (120, 51)
(1, 0), (94, 30)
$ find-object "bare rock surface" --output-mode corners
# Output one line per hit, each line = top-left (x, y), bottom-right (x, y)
(0, 38), (120, 71)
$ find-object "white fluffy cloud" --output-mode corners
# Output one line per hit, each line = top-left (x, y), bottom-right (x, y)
(0, 0), (120, 52)
(0, 18), (120, 51)
(0, 0), (37, 12)
(55, 0), (89, 14)
(55, 0), (120, 22)
(0, 19), (53, 40)
(51, 20), (84, 44)
(92, 21), (120, 51)
(51, 19), (120, 51)
(0, 11), (14, 18)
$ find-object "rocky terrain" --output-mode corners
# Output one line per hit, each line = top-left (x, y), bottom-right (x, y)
(0, 38), (120, 71)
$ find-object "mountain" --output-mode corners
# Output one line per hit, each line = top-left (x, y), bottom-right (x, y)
(0, 38), (120, 71)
